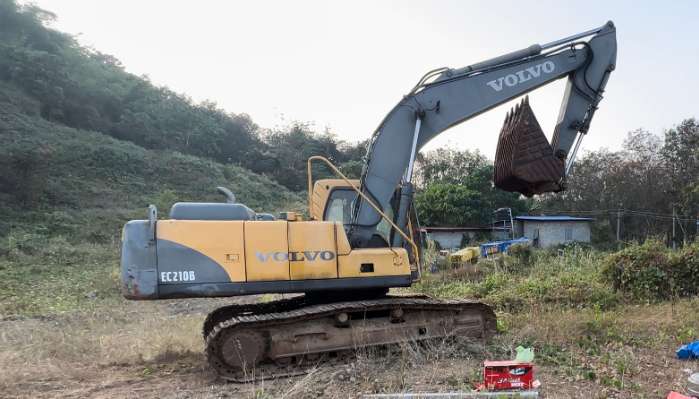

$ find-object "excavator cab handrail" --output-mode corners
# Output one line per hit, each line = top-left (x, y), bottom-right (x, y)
(307, 155), (421, 276)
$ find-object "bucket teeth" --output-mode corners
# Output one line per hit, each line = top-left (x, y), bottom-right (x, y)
(494, 96), (565, 196)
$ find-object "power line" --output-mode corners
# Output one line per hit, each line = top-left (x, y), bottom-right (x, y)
(535, 208), (698, 223)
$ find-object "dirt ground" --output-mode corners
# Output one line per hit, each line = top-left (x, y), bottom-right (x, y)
(1, 297), (696, 399)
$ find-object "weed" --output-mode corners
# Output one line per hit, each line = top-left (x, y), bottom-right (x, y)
(496, 318), (509, 334)
(603, 239), (699, 301)
(416, 247), (619, 311)
(676, 326), (697, 344)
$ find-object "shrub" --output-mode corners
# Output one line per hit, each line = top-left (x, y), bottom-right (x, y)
(507, 243), (533, 266)
(667, 242), (699, 297)
(418, 246), (619, 311)
(602, 240), (699, 301)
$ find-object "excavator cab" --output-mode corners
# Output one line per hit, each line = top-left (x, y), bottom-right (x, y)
(494, 96), (565, 197)
(310, 176), (425, 272)
(310, 179), (396, 247)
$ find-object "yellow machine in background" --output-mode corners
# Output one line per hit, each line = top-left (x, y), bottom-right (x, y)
(449, 247), (480, 268)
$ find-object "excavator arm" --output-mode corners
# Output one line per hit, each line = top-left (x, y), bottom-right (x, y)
(350, 22), (617, 247)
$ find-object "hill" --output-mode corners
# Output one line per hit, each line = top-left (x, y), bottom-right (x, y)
(0, 82), (302, 247)
(0, 0), (365, 194)
(0, 0), (337, 247)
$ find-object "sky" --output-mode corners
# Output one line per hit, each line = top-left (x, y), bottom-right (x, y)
(29, 0), (699, 157)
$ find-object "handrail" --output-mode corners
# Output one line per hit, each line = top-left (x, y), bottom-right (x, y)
(306, 156), (420, 268)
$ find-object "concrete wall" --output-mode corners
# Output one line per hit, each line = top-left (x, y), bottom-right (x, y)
(426, 230), (510, 250)
(515, 221), (591, 248)
(426, 231), (462, 250)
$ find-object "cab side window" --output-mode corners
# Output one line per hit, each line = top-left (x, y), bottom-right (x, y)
(323, 189), (357, 225)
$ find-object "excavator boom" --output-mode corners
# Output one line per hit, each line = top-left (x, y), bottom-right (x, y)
(351, 22), (617, 247)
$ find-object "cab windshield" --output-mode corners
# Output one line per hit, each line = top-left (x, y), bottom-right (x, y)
(323, 188), (394, 243)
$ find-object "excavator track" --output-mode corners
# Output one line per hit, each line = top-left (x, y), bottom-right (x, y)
(204, 295), (496, 382)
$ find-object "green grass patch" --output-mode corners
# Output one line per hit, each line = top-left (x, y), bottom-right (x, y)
(414, 245), (620, 311)
(0, 237), (121, 316)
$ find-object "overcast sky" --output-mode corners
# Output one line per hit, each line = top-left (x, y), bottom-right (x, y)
(30, 0), (699, 157)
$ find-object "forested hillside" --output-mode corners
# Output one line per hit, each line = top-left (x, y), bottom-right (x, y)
(0, 0), (373, 247)
(1, 0), (696, 247)
(0, 81), (301, 243)
(0, 0), (364, 194)
(0, 0), (310, 247)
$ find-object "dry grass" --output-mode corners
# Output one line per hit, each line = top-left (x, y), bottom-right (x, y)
(2, 242), (698, 398)
(0, 303), (487, 398)
(0, 302), (208, 397)
(502, 299), (699, 348)
(1, 298), (697, 398)
(494, 299), (699, 398)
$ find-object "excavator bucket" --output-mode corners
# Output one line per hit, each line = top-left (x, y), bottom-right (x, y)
(494, 97), (565, 196)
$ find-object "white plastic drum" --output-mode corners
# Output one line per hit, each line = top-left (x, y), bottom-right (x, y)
(688, 372), (699, 396)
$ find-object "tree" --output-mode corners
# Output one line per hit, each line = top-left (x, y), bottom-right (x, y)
(414, 184), (484, 227)
(261, 123), (344, 190)
(663, 119), (699, 217)
(540, 125), (697, 242)
(414, 148), (528, 226)
(415, 148), (489, 188)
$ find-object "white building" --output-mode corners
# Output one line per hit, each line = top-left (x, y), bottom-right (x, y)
(422, 227), (510, 250)
(514, 216), (593, 248)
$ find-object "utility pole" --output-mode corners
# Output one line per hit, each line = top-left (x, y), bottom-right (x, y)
(508, 208), (514, 240)
(672, 205), (676, 250)
(493, 208), (514, 240)
(616, 207), (622, 242)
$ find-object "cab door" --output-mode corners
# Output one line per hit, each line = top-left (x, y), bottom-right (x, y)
(288, 221), (338, 280)
(244, 221), (290, 281)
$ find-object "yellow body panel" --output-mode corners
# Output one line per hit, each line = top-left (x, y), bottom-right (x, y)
(156, 216), (410, 284)
(288, 221), (338, 280)
(338, 248), (411, 278)
(157, 220), (246, 282)
(335, 222), (352, 256)
(244, 221), (290, 281)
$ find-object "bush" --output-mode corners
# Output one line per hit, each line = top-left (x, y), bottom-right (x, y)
(507, 243), (533, 266)
(602, 240), (699, 301)
(667, 243), (699, 297)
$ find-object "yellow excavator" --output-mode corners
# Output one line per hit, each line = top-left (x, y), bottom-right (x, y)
(120, 22), (617, 381)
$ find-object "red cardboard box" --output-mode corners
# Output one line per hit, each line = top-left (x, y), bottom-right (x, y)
(483, 360), (534, 391)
